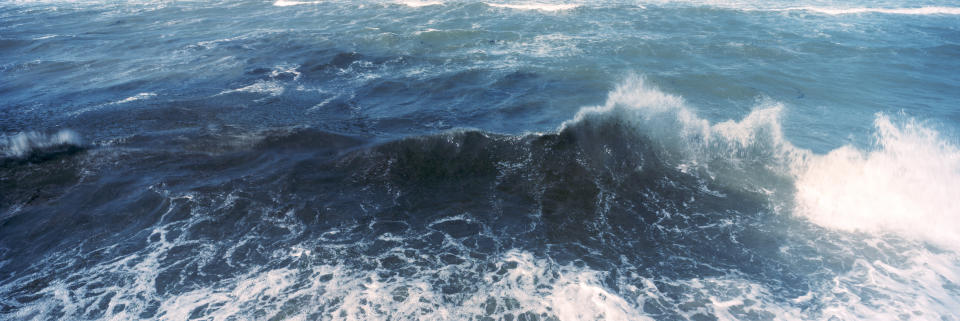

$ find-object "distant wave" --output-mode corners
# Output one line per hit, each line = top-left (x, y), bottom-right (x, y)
(395, 0), (444, 7)
(272, 0), (580, 11)
(273, 0), (322, 6)
(22, 0), (954, 16)
(769, 6), (960, 16)
(486, 2), (580, 11)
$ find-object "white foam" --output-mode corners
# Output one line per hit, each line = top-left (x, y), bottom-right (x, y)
(270, 63), (302, 81)
(794, 115), (960, 252)
(477, 251), (648, 321)
(64, 247), (650, 320)
(815, 244), (960, 320)
(116, 92), (157, 104)
(218, 80), (285, 97)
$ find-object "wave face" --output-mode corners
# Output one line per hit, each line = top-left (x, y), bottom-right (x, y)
(2, 0), (960, 320)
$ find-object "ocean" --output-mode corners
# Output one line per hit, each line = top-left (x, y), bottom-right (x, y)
(1, 0), (959, 320)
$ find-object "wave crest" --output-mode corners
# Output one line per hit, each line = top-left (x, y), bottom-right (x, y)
(564, 76), (803, 197)
(567, 75), (960, 252)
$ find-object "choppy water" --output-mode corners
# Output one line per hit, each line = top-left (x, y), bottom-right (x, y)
(2, 1), (960, 320)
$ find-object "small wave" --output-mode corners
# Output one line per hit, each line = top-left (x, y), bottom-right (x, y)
(772, 6), (960, 16)
(630, 1), (960, 16)
(486, 2), (580, 11)
(273, 0), (322, 6)
(1, 129), (82, 159)
(113, 92), (156, 104)
(395, 0), (444, 7)
(68, 92), (157, 117)
(218, 80), (285, 97)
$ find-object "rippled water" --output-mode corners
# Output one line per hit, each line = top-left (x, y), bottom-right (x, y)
(2, 1), (959, 320)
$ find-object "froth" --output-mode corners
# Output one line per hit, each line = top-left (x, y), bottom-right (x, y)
(99, 248), (647, 320)
(794, 115), (960, 251)
(482, 251), (647, 321)
(568, 75), (960, 253)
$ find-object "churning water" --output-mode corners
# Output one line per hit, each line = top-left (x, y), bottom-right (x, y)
(2, 1), (960, 320)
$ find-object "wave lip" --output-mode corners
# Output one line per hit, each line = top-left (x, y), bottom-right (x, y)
(1, 129), (82, 159)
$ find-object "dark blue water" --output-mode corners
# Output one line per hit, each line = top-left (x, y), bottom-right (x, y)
(2, 1), (960, 320)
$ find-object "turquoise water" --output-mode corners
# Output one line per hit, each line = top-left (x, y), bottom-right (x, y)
(2, 1), (959, 320)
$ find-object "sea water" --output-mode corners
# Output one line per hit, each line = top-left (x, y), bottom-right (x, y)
(1, 1), (959, 320)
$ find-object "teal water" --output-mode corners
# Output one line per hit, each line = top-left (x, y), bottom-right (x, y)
(2, 1), (959, 320)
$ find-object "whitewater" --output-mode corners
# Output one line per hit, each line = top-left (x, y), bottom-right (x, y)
(2, 0), (959, 320)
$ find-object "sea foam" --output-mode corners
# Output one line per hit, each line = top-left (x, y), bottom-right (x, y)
(794, 115), (960, 252)
(569, 75), (960, 252)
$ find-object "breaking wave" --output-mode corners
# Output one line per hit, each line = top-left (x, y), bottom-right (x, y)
(2, 77), (959, 320)
(0, 130), (82, 160)
(572, 75), (960, 252)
